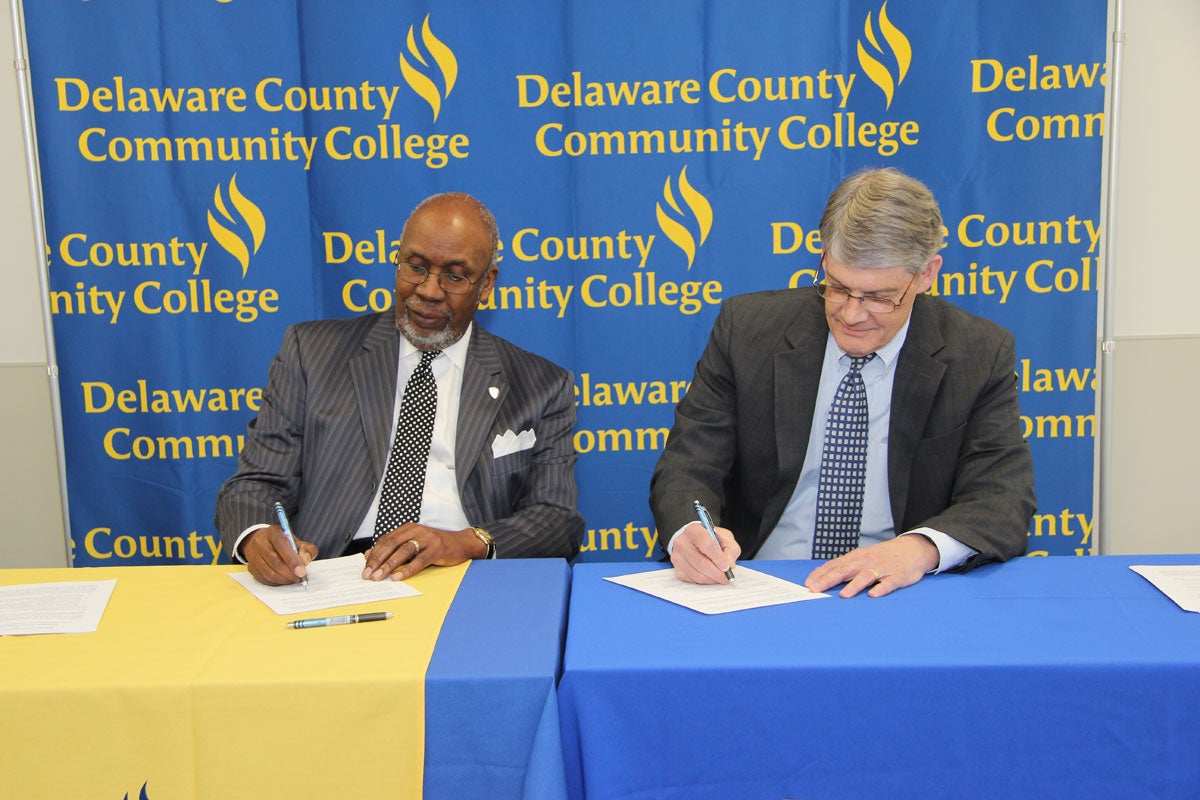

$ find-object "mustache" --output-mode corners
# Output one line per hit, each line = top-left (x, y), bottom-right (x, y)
(403, 299), (453, 322)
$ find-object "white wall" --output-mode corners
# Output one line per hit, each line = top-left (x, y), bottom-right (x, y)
(0, 3), (69, 567)
(1103, 0), (1200, 554)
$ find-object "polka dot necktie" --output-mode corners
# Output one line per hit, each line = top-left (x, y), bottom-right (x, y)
(812, 354), (875, 560)
(373, 349), (440, 543)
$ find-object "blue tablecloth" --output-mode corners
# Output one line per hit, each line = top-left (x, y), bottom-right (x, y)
(428, 558), (569, 800)
(558, 556), (1200, 800)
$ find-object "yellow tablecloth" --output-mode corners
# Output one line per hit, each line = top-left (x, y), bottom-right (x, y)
(0, 561), (467, 799)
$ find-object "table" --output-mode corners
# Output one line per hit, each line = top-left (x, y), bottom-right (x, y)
(426, 558), (569, 800)
(558, 556), (1200, 800)
(0, 558), (569, 800)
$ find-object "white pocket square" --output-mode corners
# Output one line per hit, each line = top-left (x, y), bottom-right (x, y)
(491, 428), (536, 458)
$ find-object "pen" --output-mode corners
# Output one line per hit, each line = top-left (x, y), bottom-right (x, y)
(693, 500), (736, 584)
(272, 501), (309, 591)
(287, 612), (393, 629)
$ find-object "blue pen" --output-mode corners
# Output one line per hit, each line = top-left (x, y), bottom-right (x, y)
(693, 500), (736, 584)
(287, 612), (392, 629)
(272, 501), (309, 590)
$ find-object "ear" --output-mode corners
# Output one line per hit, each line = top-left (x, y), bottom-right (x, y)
(917, 255), (942, 293)
(477, 265), (499, 303)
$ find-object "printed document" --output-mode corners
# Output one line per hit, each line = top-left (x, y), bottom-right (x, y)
(1130, 564), (1200, 613)
(229, 554), (420, 615)
(605, 566), (828, 614)
(0, 579), (116, 635)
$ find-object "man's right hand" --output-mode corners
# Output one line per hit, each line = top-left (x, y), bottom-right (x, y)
(670, 522), (741, 584)
(242, 526), (317, 586)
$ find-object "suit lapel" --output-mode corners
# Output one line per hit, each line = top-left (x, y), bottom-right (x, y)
(350, 313), (401, 479)
(762, 293), (827, 534)
(888, 296), (946, 528)
(456, 325), (504, 493)
(775, 310), (827, 480)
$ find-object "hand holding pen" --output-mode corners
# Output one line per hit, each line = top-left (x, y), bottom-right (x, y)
(240, 512), (317, 588)
(693, 500), (736, 584)
(271, 501), (310, 590)
(669, 500), (739, 585)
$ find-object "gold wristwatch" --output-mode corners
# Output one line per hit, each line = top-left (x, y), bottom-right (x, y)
(471, 526), (495, 559)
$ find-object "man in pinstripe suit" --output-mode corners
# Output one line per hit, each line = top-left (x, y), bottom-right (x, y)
(651, 168), (1035, 598)
(216, 193), (584, 586)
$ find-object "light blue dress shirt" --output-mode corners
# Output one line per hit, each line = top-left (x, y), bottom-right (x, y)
(755, 320), (976, 572)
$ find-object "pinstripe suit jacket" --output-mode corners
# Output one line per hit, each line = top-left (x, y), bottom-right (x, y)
(216, 312), (584, 561)
(649, 288), (1034, 570)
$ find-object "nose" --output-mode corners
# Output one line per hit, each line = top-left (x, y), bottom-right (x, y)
(413, 271), (448, 301)
(838, 295), (871, 325)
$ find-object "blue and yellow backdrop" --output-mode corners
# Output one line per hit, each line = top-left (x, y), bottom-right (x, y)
(23, 0), (1105, 566)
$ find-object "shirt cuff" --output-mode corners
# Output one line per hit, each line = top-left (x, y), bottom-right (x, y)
(665, 524), (693, 555)
(232, 523), (271, 564)
(901, 527), (977, 573)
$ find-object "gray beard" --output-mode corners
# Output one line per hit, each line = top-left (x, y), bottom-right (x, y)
(397, 312), (463, 351)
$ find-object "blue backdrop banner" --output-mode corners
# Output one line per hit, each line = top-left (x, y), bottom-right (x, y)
(23, 0), (1105, 566)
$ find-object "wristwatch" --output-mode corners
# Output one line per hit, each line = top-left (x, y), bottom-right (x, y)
(471, 526), (496, 559)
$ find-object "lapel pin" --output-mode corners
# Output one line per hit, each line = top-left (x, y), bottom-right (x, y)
(488, 386), (500, 399)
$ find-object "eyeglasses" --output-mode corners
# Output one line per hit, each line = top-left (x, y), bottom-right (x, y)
(814, 270), (917, 315)
(393, 254), (481, 296)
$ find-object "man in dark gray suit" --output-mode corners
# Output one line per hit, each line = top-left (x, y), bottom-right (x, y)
(216, 192), (583, 586)
(650, 168), (1034, 598)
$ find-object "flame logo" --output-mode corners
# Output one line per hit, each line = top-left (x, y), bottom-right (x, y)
(655, 166), (712, 270)
(122, 781), (150, 800)
(856, 1), (911, 109)
(207, 173), (265, 278)
(399, 15), (458, 122)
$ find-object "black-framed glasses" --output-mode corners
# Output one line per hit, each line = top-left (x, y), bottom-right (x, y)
(393, 254), (481, 295)
(814, 270), (917, 315)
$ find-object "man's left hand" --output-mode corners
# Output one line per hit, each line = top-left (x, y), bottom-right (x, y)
(362, 524), (486, 581)
(804, 534), (939, 598)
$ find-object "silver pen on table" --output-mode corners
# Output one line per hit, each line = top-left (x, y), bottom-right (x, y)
(287, 612), (393, 629)
(272, 501), (309, 591)
(693, 500), (736, 584)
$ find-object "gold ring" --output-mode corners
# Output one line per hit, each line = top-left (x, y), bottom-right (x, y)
(408, 539), (420, 555)
(869, 568), (880, 581)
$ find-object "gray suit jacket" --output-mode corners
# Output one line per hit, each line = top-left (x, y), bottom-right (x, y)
(216, 312), (584, 561)
(650, 288), (1034, 570)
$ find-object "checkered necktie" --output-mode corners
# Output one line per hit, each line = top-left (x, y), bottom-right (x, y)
(812, 354), (875, 559)
(373, 349), (440, 542)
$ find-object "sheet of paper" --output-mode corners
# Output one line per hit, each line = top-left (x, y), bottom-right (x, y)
(0, 579), (117, 635)
(1130, 564), (1200, 613)
(605, 566), (827, 614)
(228, 554), (421, 615)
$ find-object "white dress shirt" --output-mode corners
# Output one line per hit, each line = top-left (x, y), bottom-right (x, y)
(348, 324), (474, 543)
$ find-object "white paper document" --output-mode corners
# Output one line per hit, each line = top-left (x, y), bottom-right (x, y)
(0, 579), (117, 635)
(228, 554), (421, 615)
(1130, 564), (1200, 613)
(605, 566), (828, 614)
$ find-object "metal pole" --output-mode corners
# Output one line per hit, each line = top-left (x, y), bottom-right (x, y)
(1096, 0), (1125, 555)
(8, 0), (73, 565)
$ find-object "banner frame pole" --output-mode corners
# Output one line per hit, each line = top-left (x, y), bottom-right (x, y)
(8, 0), (73, 565)
(1096, 0), (1125, 556)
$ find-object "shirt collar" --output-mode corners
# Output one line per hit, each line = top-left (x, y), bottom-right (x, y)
(825, 314), (912, 371)
(399, 321), (473, 372)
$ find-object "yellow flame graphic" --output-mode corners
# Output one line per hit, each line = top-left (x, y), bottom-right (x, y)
(856, 1), (911, 109)
(655, 166), (712, 270)
(399, 15), (458, 122)
(206, 173), (265, 278)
